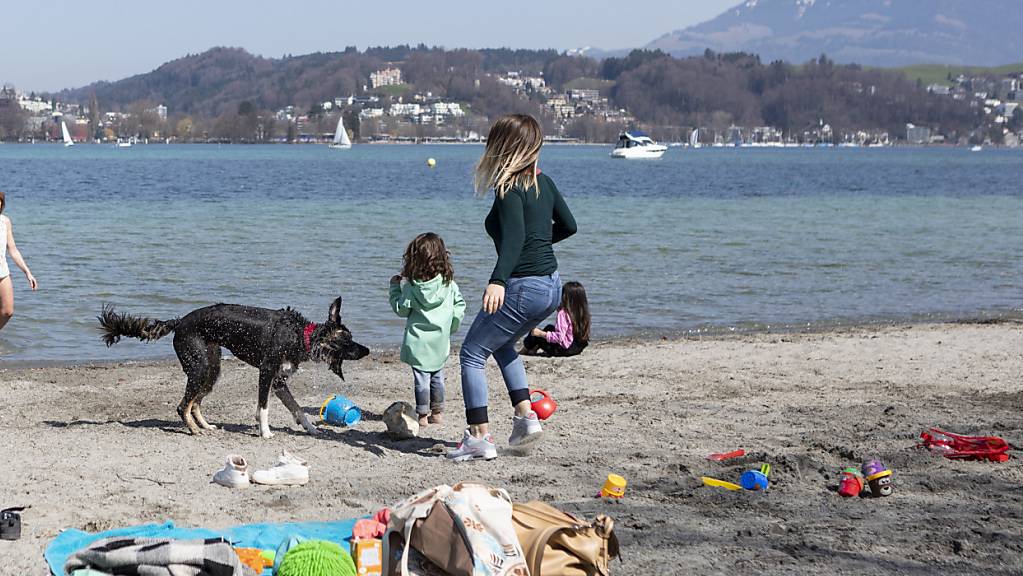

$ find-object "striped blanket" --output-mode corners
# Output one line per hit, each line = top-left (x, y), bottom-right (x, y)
(65, 537), (256, 576)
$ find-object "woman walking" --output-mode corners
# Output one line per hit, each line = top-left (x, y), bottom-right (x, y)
(0, 192), (38, 333)
(448, 114), (577, 462)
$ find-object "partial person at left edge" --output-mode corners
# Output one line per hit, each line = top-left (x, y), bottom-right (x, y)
(0, 191), (38, 334)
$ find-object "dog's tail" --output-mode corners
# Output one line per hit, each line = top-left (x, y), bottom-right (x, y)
(98, 305), (179, 347)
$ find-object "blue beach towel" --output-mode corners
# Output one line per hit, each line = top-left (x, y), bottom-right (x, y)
(46, 518), (359, 575)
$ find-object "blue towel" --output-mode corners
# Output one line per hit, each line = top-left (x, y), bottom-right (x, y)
(46, 518), (359, 576)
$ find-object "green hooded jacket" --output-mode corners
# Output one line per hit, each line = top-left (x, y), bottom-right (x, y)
(389, 274), (466, 372)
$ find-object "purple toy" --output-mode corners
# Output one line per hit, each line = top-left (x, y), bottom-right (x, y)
(861, 460), (893, 497)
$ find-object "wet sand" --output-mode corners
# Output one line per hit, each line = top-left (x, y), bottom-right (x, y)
(1, 322), (1021, 575)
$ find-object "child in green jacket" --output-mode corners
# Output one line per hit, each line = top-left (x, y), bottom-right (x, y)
(390, 233), (466, 426)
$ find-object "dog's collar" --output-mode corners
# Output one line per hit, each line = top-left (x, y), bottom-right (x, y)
(303, 323), (318, 353)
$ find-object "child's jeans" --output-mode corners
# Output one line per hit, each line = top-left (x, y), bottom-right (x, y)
(412, 368), (444, 416)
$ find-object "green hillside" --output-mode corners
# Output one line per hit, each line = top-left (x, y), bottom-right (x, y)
(898, 63), (1023, 86)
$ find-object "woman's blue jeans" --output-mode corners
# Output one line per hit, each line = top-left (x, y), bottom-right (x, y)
(459, 272), (561, 425)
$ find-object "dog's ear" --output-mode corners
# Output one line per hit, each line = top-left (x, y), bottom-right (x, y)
(328, 297), (343, 325)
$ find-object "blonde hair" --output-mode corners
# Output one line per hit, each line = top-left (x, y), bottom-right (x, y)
(474, 114), (543, 198)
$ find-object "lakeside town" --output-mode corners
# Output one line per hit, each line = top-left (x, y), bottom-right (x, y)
(2, 51), (1023, 147)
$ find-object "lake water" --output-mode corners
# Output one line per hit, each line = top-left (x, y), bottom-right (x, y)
(0, 143), (1020, 363)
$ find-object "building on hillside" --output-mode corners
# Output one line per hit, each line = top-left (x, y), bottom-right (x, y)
(360, 107), (385, 119)
(568, 89), (600, 102)
(927, 84), (951, 96)
(546, 96), (575, 120)
(389, 103), (421, 117)
(431, 102), (464, 117)
(371, 68), (403, 89)
(906, 123), (932, 144)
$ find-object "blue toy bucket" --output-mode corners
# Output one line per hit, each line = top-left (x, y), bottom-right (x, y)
(320, 394), (361, 427)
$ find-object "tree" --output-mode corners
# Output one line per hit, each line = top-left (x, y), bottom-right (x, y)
(0, 104), (26, 140)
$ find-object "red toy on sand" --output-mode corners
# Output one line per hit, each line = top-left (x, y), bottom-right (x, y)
(919, 428), (1011, 462)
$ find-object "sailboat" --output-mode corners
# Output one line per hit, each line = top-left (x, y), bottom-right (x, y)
(690, 128), (701, 149)
(329, 116), (352, 149)
(61, 120), (74, 147)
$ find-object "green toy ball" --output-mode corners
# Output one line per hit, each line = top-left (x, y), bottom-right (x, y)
(277, 540), (355, 576)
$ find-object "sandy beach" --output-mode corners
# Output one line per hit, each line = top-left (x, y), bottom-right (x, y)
(1, 322), (1021, 575)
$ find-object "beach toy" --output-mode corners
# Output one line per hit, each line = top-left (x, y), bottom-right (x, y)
(320, 394), (361, 427)
(234, 547), (274, 572)
(599, 474), (627, 498)
(838, 467), (864, 498)
(740, 464), (771, 491)
(350, 538), (383, 576)
(278, 540), (356, 576)
(862, 460), (894, 497)
(530, 389), (558, 420)
(919, 428), (1011, 462)
(426, 158), (436, 167)
(707, 449), (745, 462)
(701, 477), (742, 491)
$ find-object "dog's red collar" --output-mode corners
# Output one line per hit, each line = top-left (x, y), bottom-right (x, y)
(303, 323), (318, 353)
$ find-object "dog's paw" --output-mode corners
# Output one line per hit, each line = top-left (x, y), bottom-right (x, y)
(259, 430), (275, 439)
(304, 426), (321, 436)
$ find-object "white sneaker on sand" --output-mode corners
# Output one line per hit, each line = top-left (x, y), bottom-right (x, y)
(213, 455), (250, 488)
(251, 450), (309, 486)
(446, 429), (498, 462)
(508, 411), (543, 449)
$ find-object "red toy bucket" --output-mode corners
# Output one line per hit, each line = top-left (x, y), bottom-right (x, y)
(530, 389), (557, 420)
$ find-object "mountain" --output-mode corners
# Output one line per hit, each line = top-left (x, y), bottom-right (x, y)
(647, 0), (1023, 67)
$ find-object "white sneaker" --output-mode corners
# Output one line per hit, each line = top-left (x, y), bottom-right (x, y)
(213, 455), (250, 488)
(446, 429), (498, 462)
(508, 411), (543, 449)
(251, 450), (309, 486)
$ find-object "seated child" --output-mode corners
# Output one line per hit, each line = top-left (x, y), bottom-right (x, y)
(521, 281), (589, 357)
(389, 233), (465, 426)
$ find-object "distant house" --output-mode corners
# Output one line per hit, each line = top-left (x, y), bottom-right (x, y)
(568, 89), (600, 102)
(389, 103), (421, 117)
(432, 102), (464, 117)
(927, 84), (951, 96)
(371, 68), (403, 89)
(906, 123), (932, 144)
(359, 108), (384, 119)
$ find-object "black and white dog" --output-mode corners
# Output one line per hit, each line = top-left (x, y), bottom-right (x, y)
(99, 297), (369, 438)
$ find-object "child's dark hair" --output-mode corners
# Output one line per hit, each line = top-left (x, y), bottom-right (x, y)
(402, 232), (454, 283)
(562, 281), (590, 343)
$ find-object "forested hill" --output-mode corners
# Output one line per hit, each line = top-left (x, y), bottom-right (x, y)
(60, 46), (557, 119)
(57, 46), (983, 142)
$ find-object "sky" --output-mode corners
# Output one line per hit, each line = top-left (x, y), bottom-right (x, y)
(1, 0), (738, 92)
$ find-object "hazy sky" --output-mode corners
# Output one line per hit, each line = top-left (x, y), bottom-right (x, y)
(2, 0), (738, 92)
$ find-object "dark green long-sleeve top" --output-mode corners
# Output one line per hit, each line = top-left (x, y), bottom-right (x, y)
(485, 173), (577, 286)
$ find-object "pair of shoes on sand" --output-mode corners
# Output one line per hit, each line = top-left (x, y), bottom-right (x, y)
(213, 450), (308, 488)
(447, 410), (543, 462)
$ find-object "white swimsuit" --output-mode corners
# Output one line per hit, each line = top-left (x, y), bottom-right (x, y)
(0, 215), (9, 279)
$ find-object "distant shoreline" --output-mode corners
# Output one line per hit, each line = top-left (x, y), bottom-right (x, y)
(2, 140), (1019, 149)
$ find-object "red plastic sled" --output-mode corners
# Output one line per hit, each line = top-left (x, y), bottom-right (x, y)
(919, 428), (1012, 462)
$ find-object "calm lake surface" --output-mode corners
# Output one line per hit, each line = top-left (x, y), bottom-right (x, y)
(0, 143), (1020, 363)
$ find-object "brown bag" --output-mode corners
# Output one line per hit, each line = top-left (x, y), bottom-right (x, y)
(512, 502), (620, 576)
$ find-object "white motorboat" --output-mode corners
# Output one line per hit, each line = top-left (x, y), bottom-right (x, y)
(610, 131), (667, 159)
(970, 145), (983, 152)
(329, 116), (352, 149)
(61, 120), (74, 147)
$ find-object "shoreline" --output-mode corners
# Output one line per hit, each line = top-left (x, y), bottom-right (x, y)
(3, 314), (1020, 370)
